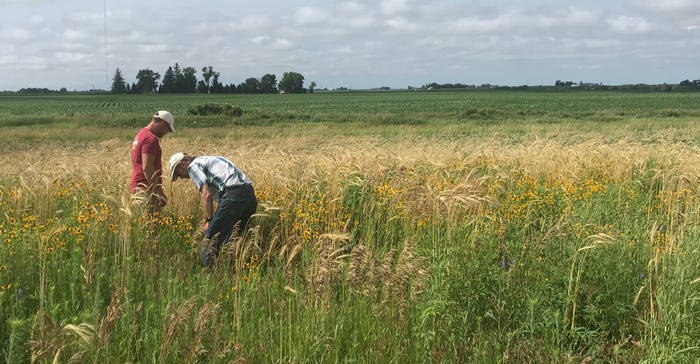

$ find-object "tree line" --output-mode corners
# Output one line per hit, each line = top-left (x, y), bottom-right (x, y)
(110, 64), (317, 94)
(418, 79), (700, 92)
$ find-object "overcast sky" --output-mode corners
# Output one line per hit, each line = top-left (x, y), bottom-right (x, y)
(1, 0), (699, 91)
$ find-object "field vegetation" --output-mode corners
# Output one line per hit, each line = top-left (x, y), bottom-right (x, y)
(1, 91), (699, 363)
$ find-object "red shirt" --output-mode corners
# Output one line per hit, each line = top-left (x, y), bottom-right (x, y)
(130, 127), (163, 193)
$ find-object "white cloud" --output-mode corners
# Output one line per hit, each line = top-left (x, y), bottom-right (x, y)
(333, 45), (353, 54)
(118, 31), (148, 43)
(338, 1), (369, 15)
(30, 15), (44, 25)
(447, 15), (512, 34)
(272, 38), (294, 50)
(21, 56), (51, 71)
(1, 0), (699, 90)
(636, 0), (700, 25)
(68, 11), (105, 24)
(346, 15), (376, 29)
(0, 55), (18, 65)
(380, 0), (412, 16)
(293, 6), (330, 26)
(238, 15), (273, 31)
(639, 0), (700, 13)
(54, 52), (91, 64)
(533, 7), (597, 28)
(137, 44), (168, 54)
(385, 17), (419, 32)
(445, 7), (597, 35)
(1, 27), (31, 40)
(62, 29), (87, 41)
(608, 16), (653, 34)
(250, 35), (270, 45)
(218, 15), (272, 33)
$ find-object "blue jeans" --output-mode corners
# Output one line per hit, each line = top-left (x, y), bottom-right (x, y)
(202, 184), (257, 267)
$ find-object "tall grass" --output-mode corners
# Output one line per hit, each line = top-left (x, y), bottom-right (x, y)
(1, 120), (699, 362)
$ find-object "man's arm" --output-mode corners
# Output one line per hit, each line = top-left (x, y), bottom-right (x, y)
(201, 185), (214, 228)
(142, 152), (167, 205)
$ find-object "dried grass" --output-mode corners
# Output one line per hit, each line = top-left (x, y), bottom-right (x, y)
(303, 233), (429, 318)
(160, 297), (197, 364)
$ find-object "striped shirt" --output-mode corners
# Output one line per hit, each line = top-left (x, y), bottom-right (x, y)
(187, 156), (252, 201)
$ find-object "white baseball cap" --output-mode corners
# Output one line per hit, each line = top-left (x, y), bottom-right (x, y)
(154, 110), (175, 132)
(168, 152), (187, 181)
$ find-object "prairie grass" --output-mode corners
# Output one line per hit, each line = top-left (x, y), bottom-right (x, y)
(1, 93), (700, 362)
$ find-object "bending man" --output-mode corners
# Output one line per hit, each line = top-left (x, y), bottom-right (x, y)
(169, 152), (258, 267)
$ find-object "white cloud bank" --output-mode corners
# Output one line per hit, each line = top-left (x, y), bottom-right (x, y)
(0, 0), (698, 90)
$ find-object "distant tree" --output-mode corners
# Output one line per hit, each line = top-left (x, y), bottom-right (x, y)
(679, 79), (700, 88)
(260, 74), (278, 93)
(211, 73), (224, 93)
(201, 66), (219, 93)
(158, 63), (198, 93)
(241, 77), (261, 93)
(197, 80), (207, 93)
(135, 69), (160, 93)
(308, 81), (317, 94)
(555, 80), (575, 88)
(181, 67), (198, 93)
(111, 68), (127, 94)
(172, 63), (183, 92)
(18, 88), (56, 94)
(160, 66), (177, 93)
(223, 82), (236, 93)
(59, 87), (68, 93)
(278, 71), (305, 93)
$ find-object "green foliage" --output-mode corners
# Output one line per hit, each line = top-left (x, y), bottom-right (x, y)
(2, 91), (700, 130)
(110, 68), (127, 94)
(278, 71), (305, 93)
(187, 102), (243, 117)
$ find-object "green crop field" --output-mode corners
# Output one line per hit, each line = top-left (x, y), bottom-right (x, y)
(2, 90), (700, 127)
(1, 91), (699, 363)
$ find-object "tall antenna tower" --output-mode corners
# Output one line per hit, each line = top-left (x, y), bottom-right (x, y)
(104, 0), (108, 86)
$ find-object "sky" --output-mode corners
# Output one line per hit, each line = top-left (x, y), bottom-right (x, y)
(1, 0), (699, 91)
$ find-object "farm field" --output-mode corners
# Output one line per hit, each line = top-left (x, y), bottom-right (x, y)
(1, 91), (700, 363)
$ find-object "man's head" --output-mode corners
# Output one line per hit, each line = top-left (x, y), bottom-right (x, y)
(151, 110), (175, 136)
(169, 152), (192, 181)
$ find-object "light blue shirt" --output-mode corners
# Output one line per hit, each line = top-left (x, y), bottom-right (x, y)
(187, 156), (252, 201)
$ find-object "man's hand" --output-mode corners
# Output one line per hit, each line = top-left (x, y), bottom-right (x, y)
(157, 192), (168, 207)
(150, 191), (167, 207)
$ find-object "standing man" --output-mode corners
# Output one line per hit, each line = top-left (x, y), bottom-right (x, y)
(169, 152), (258, 267)
(130, 110), (175, 213)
